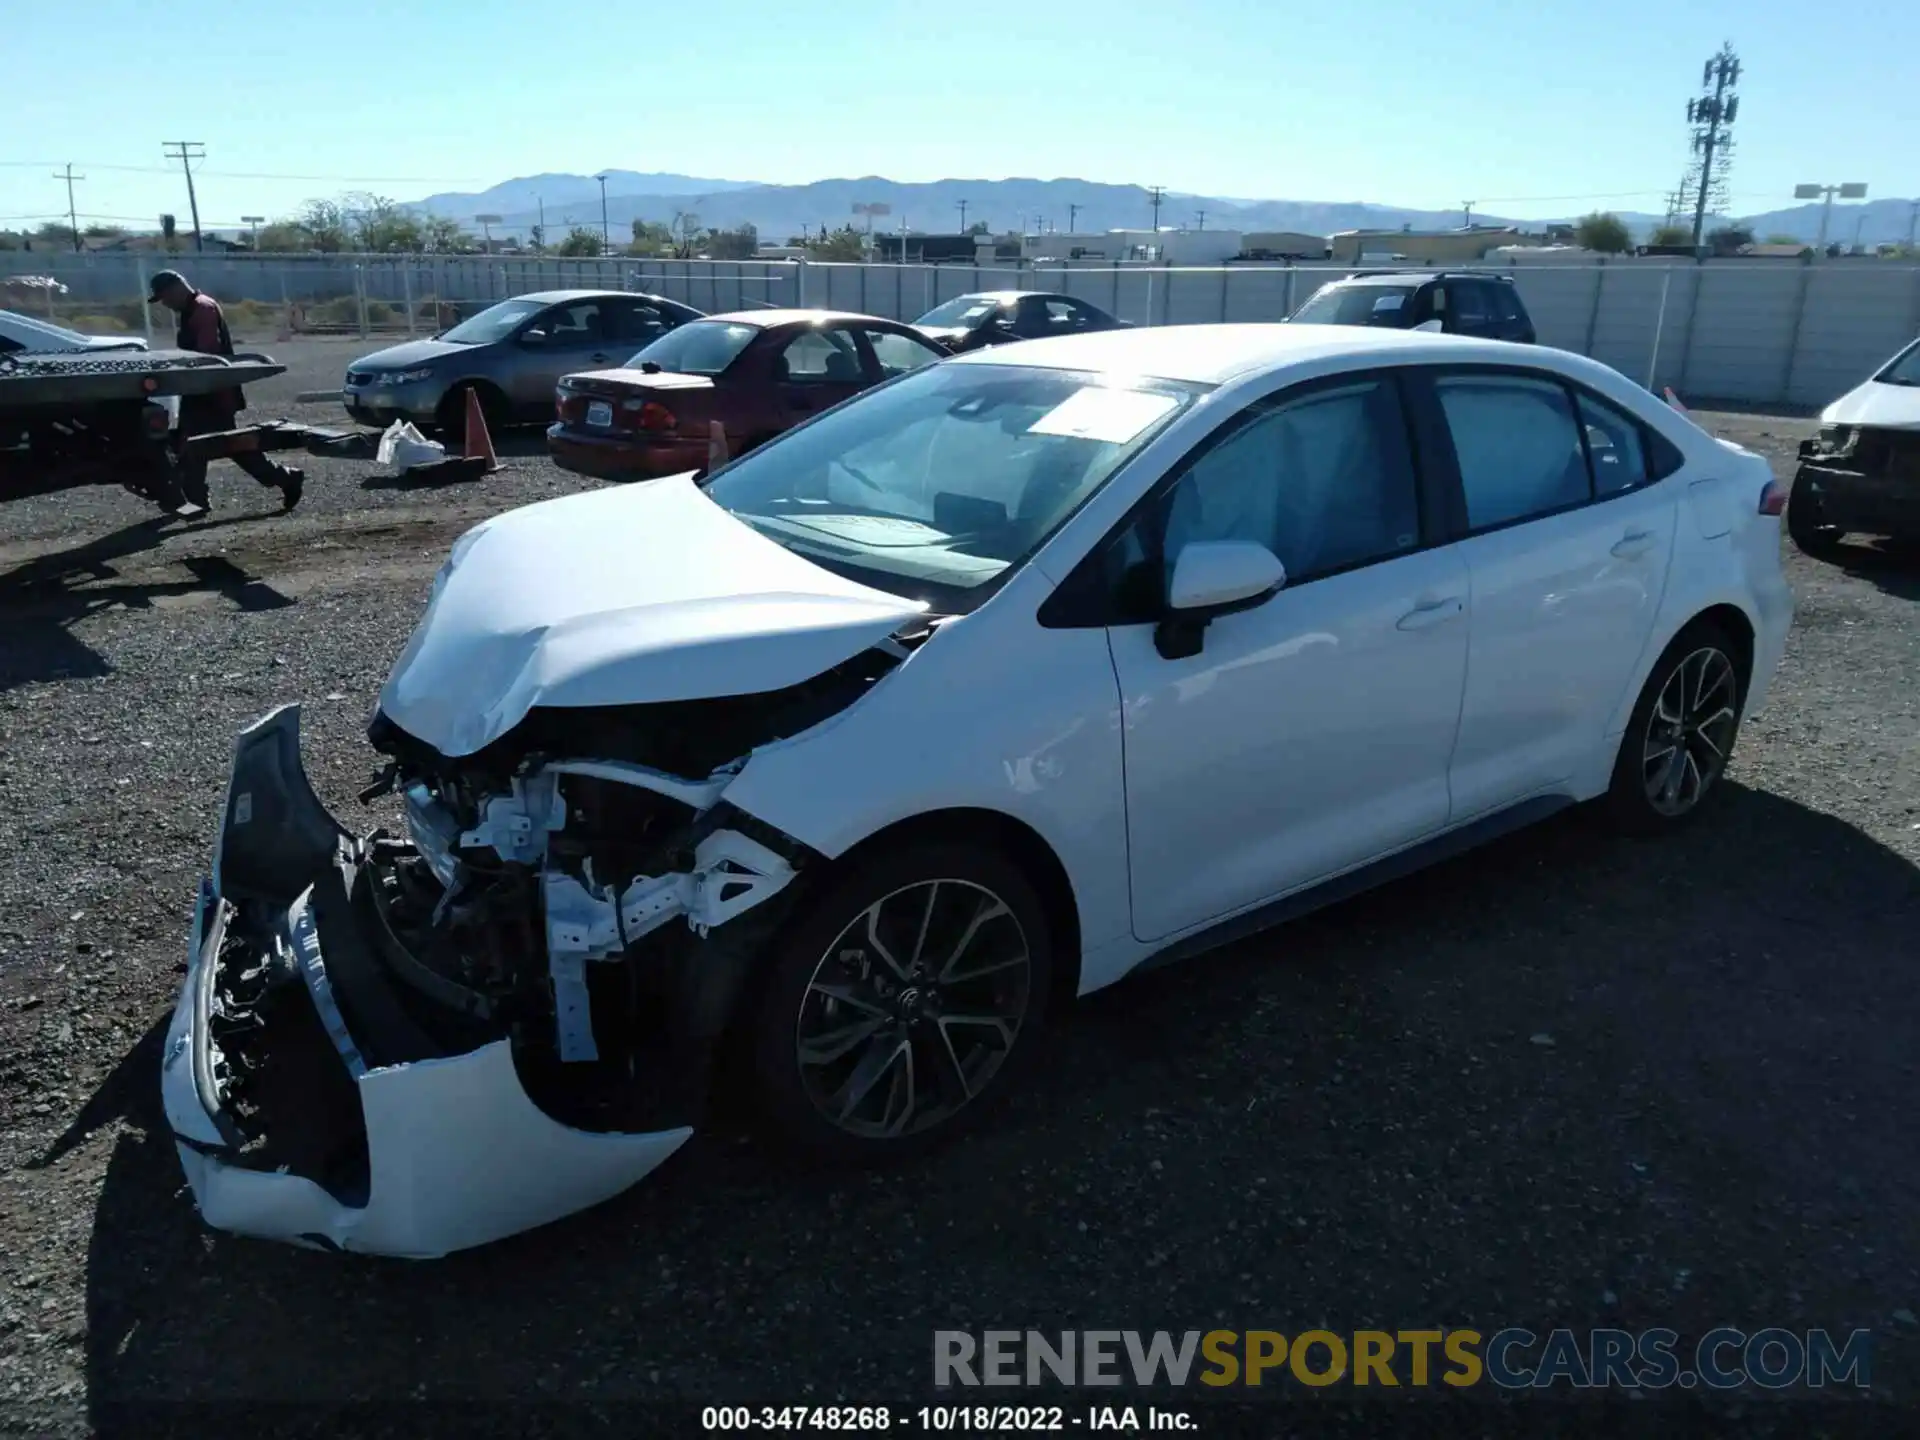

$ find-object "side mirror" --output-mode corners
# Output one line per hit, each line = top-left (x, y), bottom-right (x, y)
(520, 328), (548, 346)
(1154, 541), (1286, 660)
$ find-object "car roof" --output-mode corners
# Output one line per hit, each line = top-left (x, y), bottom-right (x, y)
(951, 322), (1551, 386)
(702, 308), (899, 328)
(509, 289), (649, 303)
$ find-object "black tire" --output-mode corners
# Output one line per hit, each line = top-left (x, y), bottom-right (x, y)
(749, 840), (1054, 1164)
(1787, 480), (1844, 557)
(434, 384), (506, 447)
(1601, 619), (1747, 836)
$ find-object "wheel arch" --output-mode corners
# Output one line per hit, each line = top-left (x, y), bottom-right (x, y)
(436, 377), (510, 424)
(1606, 598), (1758, 744)
(808, 806), (1084, 1015)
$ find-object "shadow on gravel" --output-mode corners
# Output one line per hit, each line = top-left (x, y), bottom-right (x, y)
(1819, 539), (1920, 602)
(74, 783), (1920, 1426)
(0, 518), (294, 690)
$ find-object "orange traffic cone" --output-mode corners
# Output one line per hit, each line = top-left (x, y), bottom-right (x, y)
(464, 387), (500, 472)
(707, 420), (730, 470)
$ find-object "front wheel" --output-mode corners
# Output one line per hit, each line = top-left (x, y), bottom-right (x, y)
(749, 841), (1053, 1163)
(1601, 621), (1746, 835)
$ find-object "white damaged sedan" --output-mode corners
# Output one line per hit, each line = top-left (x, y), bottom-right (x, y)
(164, 324), (1792, 1256)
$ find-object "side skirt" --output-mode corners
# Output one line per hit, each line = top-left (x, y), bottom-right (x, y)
(1136, 794), (1574, 974)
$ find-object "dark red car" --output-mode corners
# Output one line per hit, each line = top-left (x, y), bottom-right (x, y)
(548, 309), (949, 480)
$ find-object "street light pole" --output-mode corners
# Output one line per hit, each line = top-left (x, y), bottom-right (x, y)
(595, 174), (610, 254)
(957, 198), (970, 232)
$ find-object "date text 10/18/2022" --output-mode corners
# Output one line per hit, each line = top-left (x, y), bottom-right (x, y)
(701, 1407), (1194, 1432)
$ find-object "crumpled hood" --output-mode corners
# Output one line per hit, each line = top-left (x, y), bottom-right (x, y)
(1821, 379), (1920, 430)
(353, 338), (470, 371)
(379, 474), (927, 758)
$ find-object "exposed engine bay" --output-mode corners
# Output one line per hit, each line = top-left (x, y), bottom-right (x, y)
(171, 624), (934, 1252)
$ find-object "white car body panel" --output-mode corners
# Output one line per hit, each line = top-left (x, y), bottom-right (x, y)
(378, 474), (926, 756)
(0, 308), (147, 354)
(1820, 378), (1920, 431)
(1110, 544), (1470, 941)
(1448, 487), (1676, 819)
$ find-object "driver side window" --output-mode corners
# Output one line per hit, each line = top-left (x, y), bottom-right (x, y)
(1105, 375), (1423, 618)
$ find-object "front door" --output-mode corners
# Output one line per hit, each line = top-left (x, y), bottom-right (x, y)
(1105, 372), (1471, 943)
(1424, 370), (1677, 819)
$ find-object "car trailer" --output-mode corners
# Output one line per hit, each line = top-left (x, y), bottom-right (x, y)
(0, 348), (362, 517)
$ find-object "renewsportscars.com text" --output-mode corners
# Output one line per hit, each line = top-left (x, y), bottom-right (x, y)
(933, 1328), (1872, 1391)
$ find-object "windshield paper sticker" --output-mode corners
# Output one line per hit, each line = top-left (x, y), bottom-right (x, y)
(1029, 387), (1178, 444)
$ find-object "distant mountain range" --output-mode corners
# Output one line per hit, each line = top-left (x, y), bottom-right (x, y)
(410, 173), (1916, 248)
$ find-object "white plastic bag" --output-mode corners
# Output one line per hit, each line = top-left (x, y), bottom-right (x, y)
(376, 419), (446, 475)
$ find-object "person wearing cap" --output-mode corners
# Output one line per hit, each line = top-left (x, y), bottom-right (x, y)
(147, 270), (303, 514)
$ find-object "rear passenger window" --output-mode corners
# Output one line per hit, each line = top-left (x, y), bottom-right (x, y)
(1574, 391), (1649, 495)
(1645, 425), (1686, 481)
(1490, 285), (1524, 322)
(1435, 373), (1590, 529)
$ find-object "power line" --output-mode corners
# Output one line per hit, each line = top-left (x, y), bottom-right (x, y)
(161, 141), (206, 252)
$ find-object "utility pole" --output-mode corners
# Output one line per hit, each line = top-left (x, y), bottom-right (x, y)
(53, 163), (85, 251)
(1068, 202), (1081, 233)
(241, 215), (265, 250)
(161, 142), (206, 252)
(1462, 199), (1476, 227)
(1683, 45), (1741, 248)
(1147, 185), (1166, 232)
(1194, 209), (1206, 231)
(594, 174), (610, 253)
(956, 198), (970, 232)
(1906, 199), (1918, 254)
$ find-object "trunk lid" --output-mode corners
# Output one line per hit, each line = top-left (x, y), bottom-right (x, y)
(556, 368), (717, 436)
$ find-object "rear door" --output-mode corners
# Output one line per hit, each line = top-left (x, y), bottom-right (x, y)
(1446, 281), (1497, 338)
(1487, 282), (1535, 343)
(856, 325), (946, 382)
(511, 299), (615, 415)
(774, 324), (870, 428)
(1418, 368), (1678, 819)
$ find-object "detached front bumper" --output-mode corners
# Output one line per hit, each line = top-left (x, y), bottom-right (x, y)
(160, 706), (691, 1258)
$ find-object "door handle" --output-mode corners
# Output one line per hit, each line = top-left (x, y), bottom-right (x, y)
(1611, 528), (1657, 559)
(1396, 596), (1464, 631)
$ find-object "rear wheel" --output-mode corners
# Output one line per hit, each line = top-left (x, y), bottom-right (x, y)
(1602, 620), (1746, 835)
(750, 841), (1052, 1164)
(1787, 480), (1844, 557)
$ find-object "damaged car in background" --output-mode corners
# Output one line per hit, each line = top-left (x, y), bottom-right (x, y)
(164, 323), (1790, 1257)
(1788, 332), (1920, 557)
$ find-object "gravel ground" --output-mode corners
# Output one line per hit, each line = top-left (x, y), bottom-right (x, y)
(1, 343), (1916, 1436)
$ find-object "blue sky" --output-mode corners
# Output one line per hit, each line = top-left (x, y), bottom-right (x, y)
(3, 0), (1913, 230)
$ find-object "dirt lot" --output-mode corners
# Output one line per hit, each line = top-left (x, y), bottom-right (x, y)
(1, 339), (1916, 1435)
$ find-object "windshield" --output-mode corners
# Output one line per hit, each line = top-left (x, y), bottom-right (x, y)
(1876, 337), (1920, 386)
(703, 363), (1198, 610)
(626, 320), (759, 374)
(1290, 284), (1418, 327)
(439, 297), (547, 345)
(914, 296), (1005, 330)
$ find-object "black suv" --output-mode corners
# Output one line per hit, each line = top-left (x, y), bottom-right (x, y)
(1288, 271), (1536, 343)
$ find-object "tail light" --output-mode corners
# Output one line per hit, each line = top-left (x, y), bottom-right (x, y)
(1758, 479), (1788, 516)
(623, 399), (677, 432)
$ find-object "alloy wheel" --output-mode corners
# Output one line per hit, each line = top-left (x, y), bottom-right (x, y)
(1641, 646), (1739, 817)
(794, 879), (1032, 1140)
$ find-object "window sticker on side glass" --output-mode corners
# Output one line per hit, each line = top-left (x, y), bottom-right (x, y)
(1028, 387), (1178, 444)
